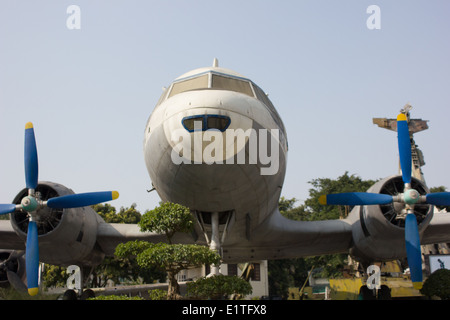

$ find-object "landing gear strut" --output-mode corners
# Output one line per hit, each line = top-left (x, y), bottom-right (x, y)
(195, 210), (234, 277)
(209, 212), (221, 276)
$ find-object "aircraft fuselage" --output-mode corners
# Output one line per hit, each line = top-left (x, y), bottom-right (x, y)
(143, 65), (287, 244)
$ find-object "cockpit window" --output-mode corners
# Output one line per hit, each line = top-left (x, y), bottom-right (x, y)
(206, 115), (231, 131)
(168, 74), (209, 98)
(182, 116), (204, 132)
(211, 74), (254, 97)
(253, 83), (287, 141)
(166, 72), (255, 100)
(182, 115), (231, 132)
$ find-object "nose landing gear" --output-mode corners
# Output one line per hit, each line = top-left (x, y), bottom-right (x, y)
(195, 210), (234, 276)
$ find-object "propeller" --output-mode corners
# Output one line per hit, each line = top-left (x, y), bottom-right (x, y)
(0, 251), (27, 293)
(0, 123), (119, 295)
(319, 113), (450, 290)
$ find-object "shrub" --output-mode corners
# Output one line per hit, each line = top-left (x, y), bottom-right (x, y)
(148, 289), (167, 300)
(88, 294), (144, 300)
(420, 268), (450, 300)
(187, 275), (252, 300)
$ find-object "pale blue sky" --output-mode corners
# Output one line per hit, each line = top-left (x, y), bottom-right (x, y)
(1, 1), (450, 212)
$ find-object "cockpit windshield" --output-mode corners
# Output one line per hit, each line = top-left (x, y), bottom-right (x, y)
(166, 72), (254, 99)
(168, 74), (209, 99)
(157, 70), (286, 147)
(211, 74), (254, 96)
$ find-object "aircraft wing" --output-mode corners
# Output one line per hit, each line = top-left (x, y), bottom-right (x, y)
(95, 222), (199, 256)
(220, 210), (354, 262)
(226, 208), (450, 263)
(93, 209), (353, 262)
(422, 211), (450, 245)
(0, 220), (25, 250)
(1, 209), (448, 266)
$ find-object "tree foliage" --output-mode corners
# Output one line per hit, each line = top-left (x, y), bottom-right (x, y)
(89, 255), (165, 288)
(89, 294), (144, 300)
(186, 275), (252, 300)
(138, 202), (193, 243)
(93, 203), (141, 224)
(115, 202), (220, 300)
(43, 265), (70, 288)
(268, 258), (308, 298)
(116, 242), (220, 272)
(430, 186), (450, 212)
(305, 172), (376, 221)
(148, 288), (168, 300)
(116, 241), (220, 299)
(420, 268), (450, 300)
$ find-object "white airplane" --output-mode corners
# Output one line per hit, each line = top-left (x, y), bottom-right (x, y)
(1, 59), (450, 296)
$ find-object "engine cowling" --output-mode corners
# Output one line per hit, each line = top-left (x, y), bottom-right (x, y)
(0, 250), (26, 289)
(10, 181), (104, 266)
(350, 175), (433, 262)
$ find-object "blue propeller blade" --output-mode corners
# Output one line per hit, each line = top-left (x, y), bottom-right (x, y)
(20, 122), (120, 296)
(405, 213), (422, 289)
(319, 192), (393, 206)
(0, 204), (16, 215)
(426, 192), (450, 206)
(397, 114), (412, 184)
(46, 191), (119, 209)
(24, 123), (39, 190)
(26, 220), (39, 296)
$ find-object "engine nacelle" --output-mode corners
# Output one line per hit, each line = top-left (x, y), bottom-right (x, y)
(350, 175), (433, 262)
(0, 250), (26, 289)
(11, 182), (104, 266)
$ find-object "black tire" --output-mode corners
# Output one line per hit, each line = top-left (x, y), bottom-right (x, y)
(63, 289), (78, 300)
(80, 289), (95, 300)
(359, 285), (376, 300)
(377, 285), (391, 300)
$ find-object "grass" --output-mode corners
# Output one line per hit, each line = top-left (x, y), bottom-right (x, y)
(0, 287), (60, 300)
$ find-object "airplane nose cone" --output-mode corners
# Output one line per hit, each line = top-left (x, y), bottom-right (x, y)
(143, 88), (286, 212)
(164, 109), (253, 165)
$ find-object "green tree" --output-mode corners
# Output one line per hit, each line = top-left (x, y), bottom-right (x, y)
(429, 186), (450, 212)
(278, 197), (309, 221)
(89, 255), (165, 288)
(268, 258), (308, 299)
(138, 202), (193, 243)
(115, 202), (221, 300)
(186, 275), (252, 300)
(89, 295), (144, 300)
(93, 203), (117, 221)
(305, 172), (376, 221)
(116, 242), (220, 299)
(420, 268), (450, 300)
(43, 265), (69, 288)
(93, 203), (141, 224)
